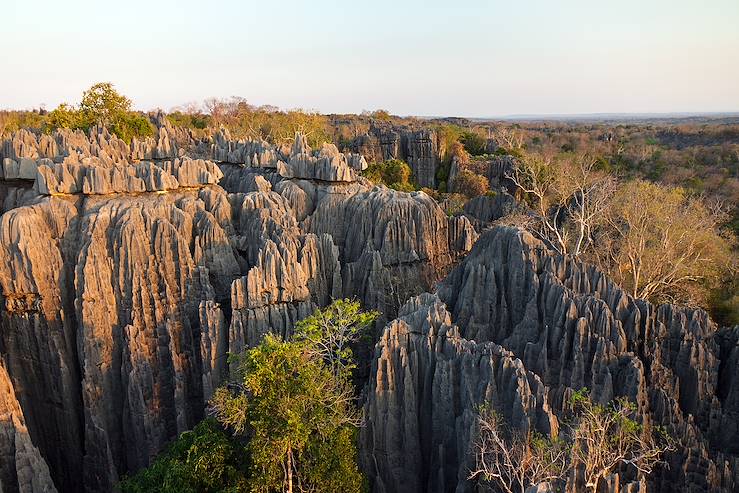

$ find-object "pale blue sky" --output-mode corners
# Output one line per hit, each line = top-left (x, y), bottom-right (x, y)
(3, 0), (738, 116)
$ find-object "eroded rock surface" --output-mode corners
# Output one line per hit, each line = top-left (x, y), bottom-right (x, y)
(0, 362), (57, 493)
(362, 293), (556, 493)
(0, 130), (472, 492)
(363, 227), (739, 492)
(3, 120), (736, 493)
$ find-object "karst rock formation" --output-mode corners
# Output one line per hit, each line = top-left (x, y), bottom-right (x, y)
(0, 119), (736, 492)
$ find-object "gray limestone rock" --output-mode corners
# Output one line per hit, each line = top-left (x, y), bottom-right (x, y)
(362, 293), (556, 493)
(0, 363), (58, 493)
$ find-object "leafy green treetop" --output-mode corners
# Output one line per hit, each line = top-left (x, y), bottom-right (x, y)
(119, 418), (248, 493)
(121, 300), (376, 493)
(362, 159), (416, 192)
(210, 331), (363, 493)
(293, 298), (379, 380)
(45, 82), (154, 143)
(80, 82), (132, 126)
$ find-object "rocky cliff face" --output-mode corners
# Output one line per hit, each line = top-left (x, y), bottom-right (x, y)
(363, 227), (739, 492)
(0, 127), (472, 492)
(348, 124), (442, 188)
(1, 121), (737, 493)
(361, 293), (556, 493)
(0, 362), (57, 493)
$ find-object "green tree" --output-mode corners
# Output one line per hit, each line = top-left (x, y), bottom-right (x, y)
(80, 82), (132, 126)
(109, 111), (156, 143)
(460, 130), (487, 156)
(362, 159), (416, 191)
(210, 334), (363, 493)
(369, 109), (392, 121)
(452, 170), (489, 199)
(44, 82), (154, 142)
(119, 418), (248, 493)
(293, 298), (379, 380)
(44, 103), (88, 132)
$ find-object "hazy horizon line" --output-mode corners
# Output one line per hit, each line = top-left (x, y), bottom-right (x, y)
(4, 103), (739, 123)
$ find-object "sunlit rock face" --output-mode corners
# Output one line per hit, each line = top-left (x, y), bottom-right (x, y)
(0, 126), (473, 492)
(2, 120), (736, 493)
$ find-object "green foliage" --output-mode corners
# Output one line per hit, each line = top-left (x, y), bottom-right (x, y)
(441, 193), (467, 217)
(126, 301), (376, 493)
(452, 170), (489, 198)
(0, 111), (46, 136)
(362, 159), (416, 192)
(80, 82), (132, 125)
(44, 103), (89, 132)
(369, 109), (392, 121)
(435, 161), (451, 185)
(593, 156), (613, 173)
(43, 82), (154, 143)
(109, 111), (155, 143)
(434, 124), (465, 163)
(293, 299), (379, 380)
(709, 276), (739, 326)
(167, 111), (211, 130)
(119, 419), (248, 493)
(203, 98), (331, 148)
(294, 424), (364, 493)
(460, 130), (487, 156)
(493, 146), (524, 159)
(211, 334), (364, 493)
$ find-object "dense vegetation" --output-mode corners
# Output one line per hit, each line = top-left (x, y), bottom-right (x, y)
(1, 83), (154, 143)
(118, 419), (248, 493)
(122, 300), (377, 493)
(416, 121), (738, 325)
(361, 159), (416, 192)
(168, 97), (332, 148)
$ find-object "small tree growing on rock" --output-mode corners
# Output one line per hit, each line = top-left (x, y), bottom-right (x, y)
(292, 298), (379, 380)
(569, 390), (674, 493)
(469, 407), (569, 493)
(80, 82), (132, 126)
(210, 334), (363, 493)
(453, 170), (490, 199)
(45, 82), (154, 143)
(209, 300), (378, 493)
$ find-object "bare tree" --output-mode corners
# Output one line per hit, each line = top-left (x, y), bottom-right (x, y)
(565, 157), (617, 256)
(507, 152), (615, 256)
(570, 393), (673, 493)
(494, 126), (525, 150)
(469, 408), (568, 493)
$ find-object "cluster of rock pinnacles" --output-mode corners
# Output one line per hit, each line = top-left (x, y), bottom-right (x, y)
(0, 116), (736, 492)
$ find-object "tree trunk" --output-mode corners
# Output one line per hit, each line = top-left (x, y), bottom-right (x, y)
(287, 449), (293, 493)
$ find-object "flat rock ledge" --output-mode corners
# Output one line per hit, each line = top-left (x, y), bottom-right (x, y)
(35, 158), (223, 195)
